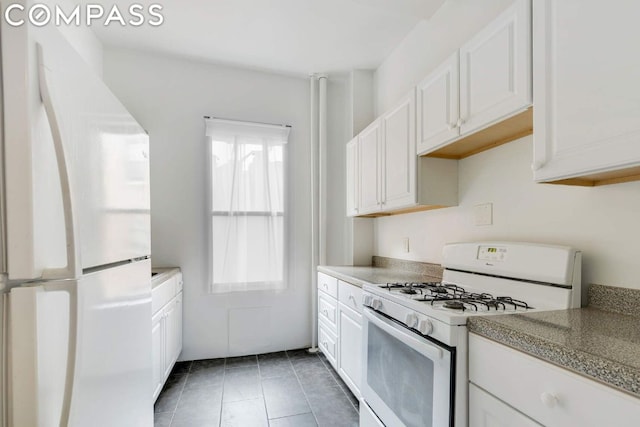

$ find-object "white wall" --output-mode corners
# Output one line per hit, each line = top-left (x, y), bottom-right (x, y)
(373, 0), (640, 292)
(103, 48), (313, 360)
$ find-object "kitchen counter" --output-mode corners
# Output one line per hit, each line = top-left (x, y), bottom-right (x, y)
(151, 267), (181, 289)
(468, 285), (640, 398)
(318, 264), (442, 288)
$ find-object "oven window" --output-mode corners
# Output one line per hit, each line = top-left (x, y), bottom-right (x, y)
(367, 323), (435, 426)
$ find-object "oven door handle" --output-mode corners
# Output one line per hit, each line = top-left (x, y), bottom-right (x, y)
(364, 308), (443, 360)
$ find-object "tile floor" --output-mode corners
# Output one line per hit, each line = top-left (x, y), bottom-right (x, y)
(154, 349), (359, 427)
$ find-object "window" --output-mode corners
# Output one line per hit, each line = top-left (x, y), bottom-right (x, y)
(206, 118), (290, 293)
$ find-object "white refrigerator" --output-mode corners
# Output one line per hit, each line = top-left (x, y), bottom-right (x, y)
(0, 8), (153, 427)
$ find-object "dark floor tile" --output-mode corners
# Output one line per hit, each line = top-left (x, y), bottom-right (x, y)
(225, 355), (257, 369)
(290, 357), (326, 374)
(259, 359), (295, 379)
(184, 368), (225, 390)
(286, 349), (318, 360)
(173, 386), (223, 421)
(223, 366), (262, 402)
(154, 412), (173, 427)
(305, 386), (358, 427)
(170, 416), (220, 427)
(297, 369), (340, 390)
(258, 351), (288, 362)
(171, 361), (192, 375)
(221, 398), (268, 427)
(269, 413), (318, 427)
(154, 375), (187, 413)
(262, 376), (311, 419)
(191, 358), (225, 372)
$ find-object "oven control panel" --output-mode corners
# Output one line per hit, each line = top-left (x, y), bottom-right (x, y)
(477, 245), (507, 262)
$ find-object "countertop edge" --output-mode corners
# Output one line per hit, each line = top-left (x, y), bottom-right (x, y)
(317, 266), (367, 288)
(468, 316), (640, 398)
(151, 267), (181, 289)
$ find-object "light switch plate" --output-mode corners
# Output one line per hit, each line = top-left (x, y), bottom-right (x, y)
(474, 203), (493, 226)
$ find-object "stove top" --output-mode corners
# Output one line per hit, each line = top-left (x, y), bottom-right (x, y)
(377, 282), (533, 312)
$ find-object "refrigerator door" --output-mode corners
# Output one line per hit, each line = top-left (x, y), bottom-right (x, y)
(9, 259), (153, 426)
(2, 18), (150, 280)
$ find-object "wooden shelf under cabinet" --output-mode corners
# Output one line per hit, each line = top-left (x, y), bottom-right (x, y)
(424, 108), (533, 160)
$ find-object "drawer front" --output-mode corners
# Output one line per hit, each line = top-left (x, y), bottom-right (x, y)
(151, 275), (177, 314)
(338, 280), (363, 314)
(175, 272), (183, 293)
(318, 293), (338, 330)
(318, 320), (338, 369)
(317, 272), (338, 298)
(469, 383), (541, 427)
(469, 334), (640, 427)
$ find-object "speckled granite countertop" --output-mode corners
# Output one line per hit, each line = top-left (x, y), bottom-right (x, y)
(468, 284), (640, 398)
(318, 257), (443, 288)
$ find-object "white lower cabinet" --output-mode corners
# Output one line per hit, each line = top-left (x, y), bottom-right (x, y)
(152, 271), (184, 401)
(469, 333), (640, 427)
(317, 273), (363, 398)
(338, 303), (362, 396)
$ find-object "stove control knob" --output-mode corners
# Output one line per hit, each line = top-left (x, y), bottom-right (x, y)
(418, 319), (434, 335)
(371, 299), (382, 311)
(363, 295), (373, 307)
(405, 313), (418, 328)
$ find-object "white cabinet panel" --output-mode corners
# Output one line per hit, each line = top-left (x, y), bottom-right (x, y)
(469, 334), (640, 427)
(417, 53), (460, 154)
(346, 138), (359, 216)
(338, 304), (362, 398)
(318, 292), (338, 331)
(459, 0), (531, 135)
(151, 310), (164, 400)
(317, 272), (338, 298)
(533, 0), (640, 184)
(470, 383), (541, 427)
(318, 320), (338, 369)
(382, 89), (416, 211)
(358, 120), (382, 214)
(338, 280), (363, 314)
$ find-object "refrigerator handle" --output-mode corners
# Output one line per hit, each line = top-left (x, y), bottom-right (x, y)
(9, 284), (77, 426)
(36, 44), (80, 280)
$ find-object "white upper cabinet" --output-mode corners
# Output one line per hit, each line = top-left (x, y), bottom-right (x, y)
(382, 89), (417, 211)
(358, 119), (382, 214)
(459, 0), (532, 135)
(417, 53), (460, 154)
(345, 137), (359, 216)
(533, 0), (640, 186)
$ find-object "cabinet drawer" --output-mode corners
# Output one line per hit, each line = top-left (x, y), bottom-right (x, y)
(338, 280), (363, 314)
(469, 334), (640, 427)
(469, 383), (541, 427)
(318, 320), (338, 369)
(151, 275), (177, 314)
(318, 292), (338, 330)
(317, 272), (338, 298)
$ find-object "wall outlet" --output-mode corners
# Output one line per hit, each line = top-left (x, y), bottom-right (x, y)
(474, 203), (493, 226)
(402, 237), (410, 253)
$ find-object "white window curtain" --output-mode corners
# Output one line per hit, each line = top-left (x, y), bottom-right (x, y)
(206, 118), (290, 293)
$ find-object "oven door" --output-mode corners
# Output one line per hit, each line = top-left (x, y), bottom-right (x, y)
(362, 307), (454, 427)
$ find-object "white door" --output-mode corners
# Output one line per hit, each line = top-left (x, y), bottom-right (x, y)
(469, 384), (542, 427)
(346, 137), (359, 216)
(338, 304), (362, 397)
(3, 23), (150, 281)
(533, 0), (640, 183)
(382, 89), (416, 211)
(416, 53), (460, 155)
(151, 309), (164, 400)
(459, 0), (532, 135)
(69, 260), (153, 426)
(358, 120), (382, 215)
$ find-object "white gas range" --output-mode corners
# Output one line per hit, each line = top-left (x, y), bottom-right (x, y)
(359, 242), (582, 427)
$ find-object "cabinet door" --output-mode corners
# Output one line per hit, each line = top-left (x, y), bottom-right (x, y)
(416, 53), (460, 155)
(381, 89), (416, 211)
(469, 384), (542, 427)
(164, 297), (181, 373)
(358, 120), (382, 214)
(533, 0), (640, 183)
(346, 137), (359, 216)
(338, 304), (362, 398)
(459, 0), (531, 135)
(151, 310), (164, 400)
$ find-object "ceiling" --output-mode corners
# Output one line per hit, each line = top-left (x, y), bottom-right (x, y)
(83, 0), (446, 76)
